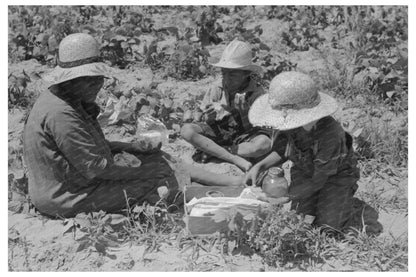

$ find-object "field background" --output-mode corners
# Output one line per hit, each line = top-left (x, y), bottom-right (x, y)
(8, 6), (408, 271)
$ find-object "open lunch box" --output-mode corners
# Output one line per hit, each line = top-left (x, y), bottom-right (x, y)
(184, 185), (271, 235)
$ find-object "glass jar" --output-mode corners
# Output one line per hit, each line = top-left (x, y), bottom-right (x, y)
(262, 167), (288, 198)
(135, 130), (164, 152)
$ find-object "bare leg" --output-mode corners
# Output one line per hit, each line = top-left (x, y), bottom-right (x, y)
(181, 163), (244, 187)
(236, 134), (272, 158)
(181, 123), (252, 171)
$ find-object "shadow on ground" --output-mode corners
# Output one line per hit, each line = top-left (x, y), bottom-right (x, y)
(349, 197), (383, 235)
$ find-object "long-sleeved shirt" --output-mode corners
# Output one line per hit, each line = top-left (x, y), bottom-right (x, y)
(273, 116), (359, 200)
(23, 90), (114, 215)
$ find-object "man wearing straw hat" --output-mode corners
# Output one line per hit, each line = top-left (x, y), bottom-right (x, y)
(23, 33), (245, 218)
(245, 71), (360, 231)
(181, 40), (272, 172)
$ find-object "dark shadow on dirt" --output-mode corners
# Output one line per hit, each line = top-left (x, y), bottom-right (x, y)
(348, 197), (383, 235)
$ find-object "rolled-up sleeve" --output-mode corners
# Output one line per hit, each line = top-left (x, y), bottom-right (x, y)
(46, 109), (111, 181)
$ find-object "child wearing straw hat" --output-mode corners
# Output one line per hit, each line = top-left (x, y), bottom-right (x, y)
(181, 40), (272, 172)
(245, 71), (360, 231)
(23, 33), (244, 218)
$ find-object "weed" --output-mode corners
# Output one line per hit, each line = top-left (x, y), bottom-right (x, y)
(61, 211), (126, 259)
(187, 204), (407, 271)
(8, 227), (33, 271)
(120, 198), (184, 258)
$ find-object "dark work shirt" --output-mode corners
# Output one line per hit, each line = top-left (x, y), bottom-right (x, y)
(23, 90), (113, 216)
(273, 116), (358, 199)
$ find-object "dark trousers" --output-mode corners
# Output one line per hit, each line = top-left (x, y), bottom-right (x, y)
(290, 173), (359, 230)
(66, 152), (183, 217)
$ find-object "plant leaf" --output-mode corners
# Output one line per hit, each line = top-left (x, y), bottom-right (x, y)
(76, 240), (91, 252)
(62, 219), (75, 235)
(109, 214), (129, 226)
(352, 127), (364, 138)
(386, 91), (396, 98)
(94, 241), (107, 255)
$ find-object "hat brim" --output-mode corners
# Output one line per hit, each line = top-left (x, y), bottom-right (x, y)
(44, 62), (111, 87)
(248, 92), (338, 131)
(210, 61), (263, 74)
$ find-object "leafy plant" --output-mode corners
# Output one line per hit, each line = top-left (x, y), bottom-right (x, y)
(120, 201), (184, 257)
(196, 7), (223, 46)
(63, 211), (128, 258)
(165, 40), (213, 80)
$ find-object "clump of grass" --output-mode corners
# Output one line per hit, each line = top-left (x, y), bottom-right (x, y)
(315, 37), (408, 169)
(59, 192), (184, 260)
(355, 107), (407, 168)
(8, 227), (33, 271)
(339, 229), (408, 271)
(119, 193), (185, 258)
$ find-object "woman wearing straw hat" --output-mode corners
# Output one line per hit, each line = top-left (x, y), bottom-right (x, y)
(181, 40), (272, 172)
(244, 71), (360, 231)
(23, 33), (244, 218)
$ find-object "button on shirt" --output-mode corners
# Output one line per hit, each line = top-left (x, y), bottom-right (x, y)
(23, 90), (113, 216)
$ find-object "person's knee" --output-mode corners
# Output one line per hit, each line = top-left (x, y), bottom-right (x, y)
(252, 135), (272, 156)
(180, 123), (199, 141)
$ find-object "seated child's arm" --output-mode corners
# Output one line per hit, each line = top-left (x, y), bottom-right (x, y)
(244, 151), (284, 186)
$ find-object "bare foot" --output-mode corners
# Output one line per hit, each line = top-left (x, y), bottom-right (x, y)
(233, 155), (252, 172)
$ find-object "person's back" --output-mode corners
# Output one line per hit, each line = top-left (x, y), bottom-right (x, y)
(24, 90), (113, 215)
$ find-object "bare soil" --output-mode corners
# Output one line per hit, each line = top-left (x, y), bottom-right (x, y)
(8, 6), (408, 269)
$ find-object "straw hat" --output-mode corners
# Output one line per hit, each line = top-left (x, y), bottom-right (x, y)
(44, 33), (110, 86)
(211, 40), (263, 73)
(248, 71), (338, 130)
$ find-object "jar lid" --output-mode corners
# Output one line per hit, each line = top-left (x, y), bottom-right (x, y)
(268, 167), (284, 177)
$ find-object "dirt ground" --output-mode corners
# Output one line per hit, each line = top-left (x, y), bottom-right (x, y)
(7, 6), (408, 271)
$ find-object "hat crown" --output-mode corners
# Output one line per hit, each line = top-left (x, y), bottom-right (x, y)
(219, 40), (252, 66)
(58, 33), (100, 63)
(268, 72), (320, 110)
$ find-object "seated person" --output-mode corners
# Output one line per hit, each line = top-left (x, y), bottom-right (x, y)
(245, 71), (360, 231)
(181, 40), (272, 172)
(23, 33), (243, 218)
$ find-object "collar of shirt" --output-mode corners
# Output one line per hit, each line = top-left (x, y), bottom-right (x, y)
(219, 78), (259, 108)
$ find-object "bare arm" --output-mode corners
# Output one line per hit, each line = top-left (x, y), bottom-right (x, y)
(244, 151), (285, 186)
(256, 151), (284, 170)
(234, 135), (272, 158)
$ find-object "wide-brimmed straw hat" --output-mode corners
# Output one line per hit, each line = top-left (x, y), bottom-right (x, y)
(44, 33), (110, 86)
(248, 71), (338, 130)
(211, 40), (263, 73)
